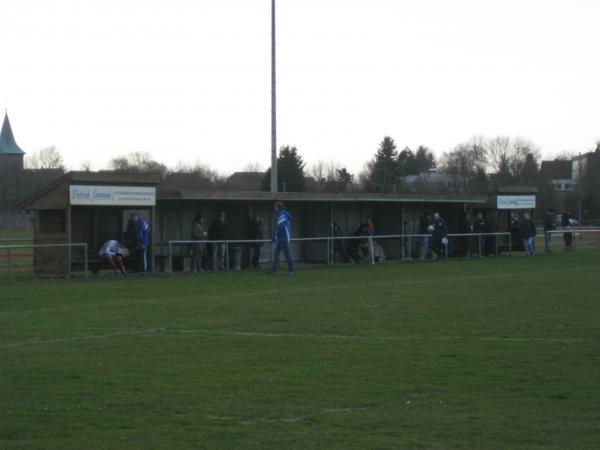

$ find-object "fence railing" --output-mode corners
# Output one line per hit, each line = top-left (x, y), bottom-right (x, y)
(544, 229), (600, 251)
(166, 232), (513, 274)
(0, 243), (88, 280)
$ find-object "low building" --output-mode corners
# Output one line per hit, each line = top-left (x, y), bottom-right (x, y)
(20, 171), (494, 274)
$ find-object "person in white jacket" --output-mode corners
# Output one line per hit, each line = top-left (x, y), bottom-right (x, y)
(99, 240), (128, 274)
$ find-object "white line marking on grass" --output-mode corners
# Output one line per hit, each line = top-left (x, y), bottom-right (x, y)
(1, 327), (594, 349)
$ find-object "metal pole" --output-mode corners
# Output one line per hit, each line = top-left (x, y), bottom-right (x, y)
(369, 235), (375, 266)
(495, 233), (498, 256)
(226, 242), (230, 270)
(168, 242), (173, 275)
(270, 0), (278, 193)
(84, 244), (88, 278)
(509, 234), (512, 256)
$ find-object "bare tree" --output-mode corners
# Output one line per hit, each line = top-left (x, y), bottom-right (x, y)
(25, 146), (65, 170)
(242, 162), (264, 172)
(79, 160), (93, 171)
(108, 151), (167, 175)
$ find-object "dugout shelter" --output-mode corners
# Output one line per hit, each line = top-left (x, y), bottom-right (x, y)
(20, 171), (503, 274)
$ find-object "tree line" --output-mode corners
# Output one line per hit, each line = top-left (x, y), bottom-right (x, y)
(22, 136), (600, 218)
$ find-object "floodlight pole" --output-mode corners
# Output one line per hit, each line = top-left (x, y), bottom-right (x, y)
(270, 0), (278, 193)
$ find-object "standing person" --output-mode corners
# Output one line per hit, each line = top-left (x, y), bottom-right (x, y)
(269, 201), (294, 276)
(520, 212), (537, 256)
(420, 213), (432, 260)
(544, 208), (556, 252)
(473, 212), (486, 257)
(131, 214), (150, 272)
(247, 215), (264, 268)
(483, 211), (497, 256)
(191, 214), (207, 273)
(98, 240), (128, 274)
(510, 213), (522, 252)
(461, 211), (473, 259)
(209, 211), (230, 270)
(123, 216), (137, 261)
(431, 212), (448, 260)
(561, 211), (573, 251)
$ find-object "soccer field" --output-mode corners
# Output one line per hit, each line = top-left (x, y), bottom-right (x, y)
(1, 251), (599, 449)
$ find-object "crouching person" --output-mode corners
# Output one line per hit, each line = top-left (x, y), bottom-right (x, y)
(99, 240), (129, 274)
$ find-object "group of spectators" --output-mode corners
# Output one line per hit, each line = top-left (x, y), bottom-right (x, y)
(97, 204), (579, 276)
(188, 201), (294, 276)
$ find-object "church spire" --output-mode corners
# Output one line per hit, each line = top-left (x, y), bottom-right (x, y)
(0, 111), (26, 155)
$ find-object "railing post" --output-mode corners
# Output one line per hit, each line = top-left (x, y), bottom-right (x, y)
(84, 244), (89, 278)
(408, 236), (411, 260)
(509, 234), (512, 256)
(495, 233), (498, 256)
(168, 242), (173, 275)
(369, 235), (375, 266)
(478, 235), (482, 257)
(226, 242), (230, 270)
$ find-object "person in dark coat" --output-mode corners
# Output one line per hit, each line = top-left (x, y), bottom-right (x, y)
(431, 212), (448, 260)
(544, 208), (556, 252)
(472, 212), (486, 257)
(333, 222), (361, 263)
(520, 212), (537, 256)
(483, 211), (497, 256)
(191, 214), (207, 273)
(461, 212), (473, 258)
(561, 211), (573, 251)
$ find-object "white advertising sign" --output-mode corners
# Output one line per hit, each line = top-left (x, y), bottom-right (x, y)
(70, 185), (156, 206)
(497, 195), (536, 210)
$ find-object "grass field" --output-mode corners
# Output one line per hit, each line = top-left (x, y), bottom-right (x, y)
(1, 250), (599, 449)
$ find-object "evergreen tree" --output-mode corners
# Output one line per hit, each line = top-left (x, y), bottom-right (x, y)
(262, 146), (306, 192)
(364, 136), (400, 192)
(519, 153), (539, 185)
(414, 145), (436, 173)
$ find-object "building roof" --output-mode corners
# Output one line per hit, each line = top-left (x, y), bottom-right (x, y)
(18, 171), (161, 210)
(0, 112), (25, 155)
(540, 160), (572, 180)
(158, 189), (487, 204)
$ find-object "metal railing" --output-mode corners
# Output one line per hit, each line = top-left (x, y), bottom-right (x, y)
(544, 229), (600, 251)
(166, 232), (512, 274)
(0, 243), (88, 280)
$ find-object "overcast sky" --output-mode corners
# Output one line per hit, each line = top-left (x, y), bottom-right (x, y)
(1, 0), (599, 174)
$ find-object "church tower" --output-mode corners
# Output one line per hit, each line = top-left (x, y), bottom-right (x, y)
(0, 111), (26, 207)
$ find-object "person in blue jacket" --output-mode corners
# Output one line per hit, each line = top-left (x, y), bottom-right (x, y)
(131, 213), (150, 272)
(269, 201), (294, 276)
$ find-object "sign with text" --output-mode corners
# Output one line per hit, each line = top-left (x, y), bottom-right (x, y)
(70, 185), (156, 206)
(497, 195), (536, 210)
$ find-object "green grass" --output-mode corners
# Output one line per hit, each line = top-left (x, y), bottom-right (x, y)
(1, 251), (599, 449)
(0, 229), (33, 271)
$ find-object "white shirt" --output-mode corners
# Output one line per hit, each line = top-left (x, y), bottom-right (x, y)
(99, 240), (121, 257)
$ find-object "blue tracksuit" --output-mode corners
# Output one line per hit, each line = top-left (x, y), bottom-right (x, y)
(271, 209), (293, 273)
(136, 217), (150, 271)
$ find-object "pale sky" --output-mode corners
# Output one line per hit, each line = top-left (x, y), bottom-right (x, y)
(1, 0), (599, 175)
